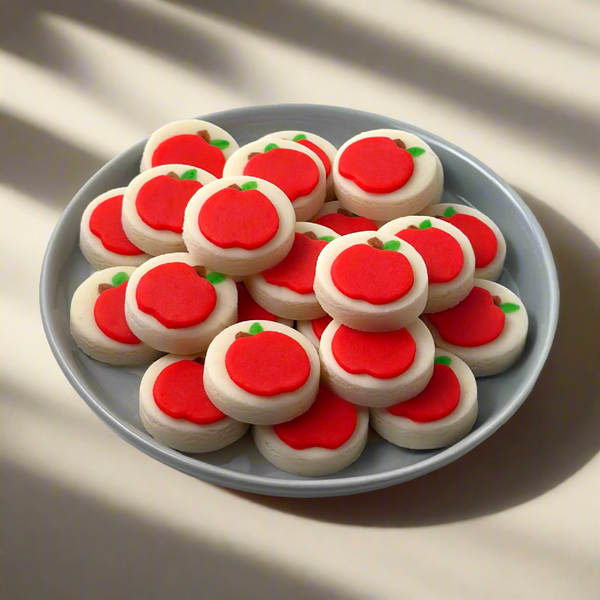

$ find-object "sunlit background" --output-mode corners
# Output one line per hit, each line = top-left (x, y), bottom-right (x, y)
(1, 1), (599, 598)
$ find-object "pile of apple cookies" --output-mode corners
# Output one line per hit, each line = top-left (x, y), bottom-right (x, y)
(70, 119), (529, 476)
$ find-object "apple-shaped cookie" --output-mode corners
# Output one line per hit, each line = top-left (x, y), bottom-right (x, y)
(203, 321), (320, 425)
(370, 350), (478, 449)
(124, 253), (237, 354)
(296, 314), (333, 350)
(70, 267), (162, 366)
(245, 222), (339, 321)
(379, 215), (475, 313)
(333, 130), (444, 221)
(122, 164), (216, 256)
(421, 203), (507, 281)
(314, 231), (428, 331)
(139, 353), (249, 453)
(422, 279), (528, 376)
(236, 282), (293, 327)
(253, 382), (369, 476)
(223, 139), (326, 221)
(311, 200), (378, 236)
(80, 188), (150, 270)
(319, 318), (435, 406)
(183, 176), (296, 276)
(140, 119), (239, 177)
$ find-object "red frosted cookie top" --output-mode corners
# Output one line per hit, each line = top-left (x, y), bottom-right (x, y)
(236, 282), (277, 322)
(274, 384), (357, 450)
(225, 326), (311, 396)
(295, 138), (331, 177)
(332, 325), (416, 379)
(396, 222), (464, 283)
(311, 315), (333, 341)
(243, 147), (319, 201)
(263, 232), (328, 295)
(315, 210), (378, 236)
(94, 279), (140, 345)
(199, 184), (279, 250)
(442, 212), (497, 269)
(428, 286), (505, 347)
(151, 133), (227, 178)
(89, 195), (143, 256)
(338, 137), (415, 194)
(387, 363), (460, 422)
(331, 238), (414, 305)
(153, 360), (226, 425)
(136, 262), (217, 329)
(136, 174), (202, 234)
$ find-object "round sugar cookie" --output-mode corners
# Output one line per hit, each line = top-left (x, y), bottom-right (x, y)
(319, 318), (435, 407)
(259, 130), (337, 201)
(314, 231), (428, 332)
(333, 130), (443, 221)
(125, 253), (237, 354)
(312, 200), (378, 236)
(139, 353), (249, 453)
(141, 119), (239, 176)
(421, 203), (507, 281)
(370, 350), (478, 449)
(223, 139), (326, 221)
(70, 267), (162, 366)
(253, 382), (369, 476)
(80, 188), (150, 270)
(203, 320), (320, 425)
(245, 222), (339, 321)
(236, 282), (293, 328)
(422, 279), (529, 377)
(379, 215), (475, 313)
(123, 164), (216, 256)
(296, 314), (333, 350)
(183, 176), (296, 276)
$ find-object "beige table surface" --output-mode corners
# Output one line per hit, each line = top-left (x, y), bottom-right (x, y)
(1, 1), (599, 598)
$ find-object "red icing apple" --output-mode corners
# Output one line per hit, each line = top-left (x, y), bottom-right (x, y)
(136, 263), (218, 329)
(292, 134), (331, 177)
(243, 144), (319, 201)
(338, 137), (424, 194)
(387, 362), (460, 422)
(396, 220), (464, 283)
(332, 325), (416, 379)
(331, 237), (414, 305)
(94, 274), (140, 344)
(311, 315), (333, 341)
(274, 384), (356, 450)
(441, 207), (497, 268)
(151, 130), (229, 177)
(236, 282), (277, 322)
(136, 171), (203, 234)
(89, 195), (143, 255)
(315, 208), (378, 236)
(199, 182), (279, 250)
(263, 232), (329, 294)
(225, 323), (310, 396)
(153, 359), (226, 425)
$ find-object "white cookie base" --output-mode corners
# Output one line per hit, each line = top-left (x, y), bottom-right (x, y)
(421, 203), (507, 281)
(183, 176), (296, 276)
(422, 279), (529, 377)
(319, 319), (435, 407)
(296, 320), (321, 349)
(244, 222), (338, 321)
(314, 231), (428, 331)
(70, 267), (162, 366)
(203, 321), (320, 425)
(140, 119), (239, 172)
(223, 138), (326, 221)
(252, 405), (369, 476)
(379, 216), (475, 313)
(79, 188), (151, 270)
(125, 252), (237, 354)
(122, 164), (216, 256)
(139, 354), (249, 453)
(370, 349), (478, 449)
(333, 130), (443, 221)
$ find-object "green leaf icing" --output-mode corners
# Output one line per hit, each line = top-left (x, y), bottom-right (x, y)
(264, 143), (279, 152)
(434, 356), (452, 366)
(206, 272), (226, 284)
(407, 147), (425, 157)
(419, 219), (433, 229)
(292, 134), (307, 141)
(209, 139), (230, 150)
(249, 322), (264, 335)
(180, 168), (198, 180)
(383, 240), (401, 251)
(241, 181), (258, 191)
(443, 206), (458, 218)
(111, 272), (129, 286)
(500, 302), (520, 314)
(319, 236), (335, 242)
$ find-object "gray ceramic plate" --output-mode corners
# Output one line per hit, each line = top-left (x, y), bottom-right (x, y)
(40, 104), (559, 497)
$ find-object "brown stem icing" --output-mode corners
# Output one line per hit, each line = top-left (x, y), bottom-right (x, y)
(367, 237), (384, 250)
